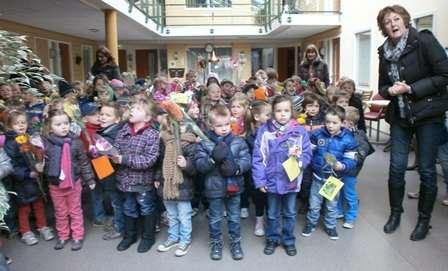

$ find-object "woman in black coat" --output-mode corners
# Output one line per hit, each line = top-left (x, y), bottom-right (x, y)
(298, 44), (330, 88)
(91, 46), (121, 81)
(377, 5), (448, 241)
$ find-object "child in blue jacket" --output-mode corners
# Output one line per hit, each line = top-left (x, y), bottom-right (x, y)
(302, 106), (358, 240)
(195, 104), (251, 261)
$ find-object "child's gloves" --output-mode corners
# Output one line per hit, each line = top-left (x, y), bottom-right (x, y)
(219, 159), (239, 177)
(212, 142), (229, 163)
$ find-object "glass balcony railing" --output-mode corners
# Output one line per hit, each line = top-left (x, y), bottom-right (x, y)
(127, 0), (340, 33)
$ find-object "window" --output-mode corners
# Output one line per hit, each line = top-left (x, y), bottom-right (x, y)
(186, 47), (232, 84)
(414, 14), (433, 32)
(49, 41), (61, 77)
(355, 31), (371, 88)
(82, 45), (94, 79)
(186, 0), (231, 8)
(159, 49), (167, 75)
(251, 48), (274, 75)
(48, 40), (72, 81)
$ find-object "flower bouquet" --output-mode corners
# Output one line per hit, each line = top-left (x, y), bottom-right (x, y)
(95, 134), (119, 157)
(15, 134), (46, 198)
(159, 100), (209, 141)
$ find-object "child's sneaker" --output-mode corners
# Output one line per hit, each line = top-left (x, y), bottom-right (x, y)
(407, 191), (419, 199)
(157, 239), (179, 252)
(210, 240), (223, 260)
(240, 208), (249, 219)
(174, 242), (191, 257)
(92, 219), (106, 227)
(230, 241), (244, 260)
(254, 216), (265, 236)
(102, 229), (122, 240)
(5, 256), (12, 265)
(192, 208), (199, 217)
(21, 231), (38, 246)
(54, 239), (68, 250)
(71, 239), (83, 251)
(336, 213), (344, 219)
(301, 224), (315, 237)
(343, 222), (355, 229)
(442, 194), (448, 206)
(38, 227), (55, 241)
(324, 227), (339, 240)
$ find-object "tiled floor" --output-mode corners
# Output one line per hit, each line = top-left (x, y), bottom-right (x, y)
(3, 143), (448, 271)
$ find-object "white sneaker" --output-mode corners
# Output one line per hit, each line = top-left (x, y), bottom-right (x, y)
(21, 231), (38, 246)
(192, 208), (199, 217)
(157, 239), (179, 252)
(343, 222), (355, 229)
(254, 216), (265, 236)
(38, 227), (55, 241)
(174, 243), (191, 257)
(240, 208), (249, 219)
(442, 195), (448, 206)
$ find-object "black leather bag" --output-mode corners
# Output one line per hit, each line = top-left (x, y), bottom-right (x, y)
(410, 90), (448, 122)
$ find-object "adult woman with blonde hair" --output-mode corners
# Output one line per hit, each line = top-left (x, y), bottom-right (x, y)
(91, 46), (121, 81)
(298, 44), (329, 87)
(377, 5), (448, 241)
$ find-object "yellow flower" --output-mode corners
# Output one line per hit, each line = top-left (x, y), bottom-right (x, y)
(296, 113), (307, 125)
(15, 135), (28, 144)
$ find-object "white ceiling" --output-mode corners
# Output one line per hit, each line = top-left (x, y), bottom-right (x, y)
(0, 0), (338, 43)
(0, 0), (158, 40)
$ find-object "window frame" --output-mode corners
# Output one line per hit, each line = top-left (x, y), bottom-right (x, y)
(412, 12), (435, 32)
(353, 30), (371, 89)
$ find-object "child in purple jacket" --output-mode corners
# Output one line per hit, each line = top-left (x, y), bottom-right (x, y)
(252, 95), (312, 257)
(111, 97), (160, 253)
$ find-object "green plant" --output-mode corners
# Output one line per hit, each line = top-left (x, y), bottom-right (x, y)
(0, 182), (14, 231)
(0, 30), (62, 94)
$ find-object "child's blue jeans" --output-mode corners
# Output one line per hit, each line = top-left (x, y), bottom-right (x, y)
(266, 192), (297, 246)
(208, 195), (241, 243)
(306, 175), (339, 229)
(164, 200), (193, 246)
(337, 176), (358, 223)
(123, 190), (156, 218)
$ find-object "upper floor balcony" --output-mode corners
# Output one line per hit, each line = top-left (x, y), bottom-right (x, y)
(112, 0), (341, 39)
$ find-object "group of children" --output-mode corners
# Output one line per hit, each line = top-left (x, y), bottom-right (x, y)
(0, 69), (374, 261)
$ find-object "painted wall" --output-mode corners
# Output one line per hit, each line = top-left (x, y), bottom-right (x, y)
(339, 0), (448, 92)
(0, 19), (97, 81)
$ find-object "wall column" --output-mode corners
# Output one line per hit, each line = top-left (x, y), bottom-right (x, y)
(104, 9), (119, 62)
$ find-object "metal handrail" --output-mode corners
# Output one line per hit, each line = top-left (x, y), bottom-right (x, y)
(127, 0), (340, 33)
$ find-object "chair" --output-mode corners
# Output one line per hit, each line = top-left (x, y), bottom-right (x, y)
(361, 90), (373, 103)
(364, 93), (386, 143)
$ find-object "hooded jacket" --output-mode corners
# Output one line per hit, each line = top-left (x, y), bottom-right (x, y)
(252, 120), (312, 194)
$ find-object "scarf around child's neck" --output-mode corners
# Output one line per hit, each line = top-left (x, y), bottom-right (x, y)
(271, 119), (293, 137)
(46, 134), (74, 189)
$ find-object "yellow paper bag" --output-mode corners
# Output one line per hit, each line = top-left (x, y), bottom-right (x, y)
(318, 176), (344, 201)
(282, 156), (301, 182)
(91, 155), (115, 180)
